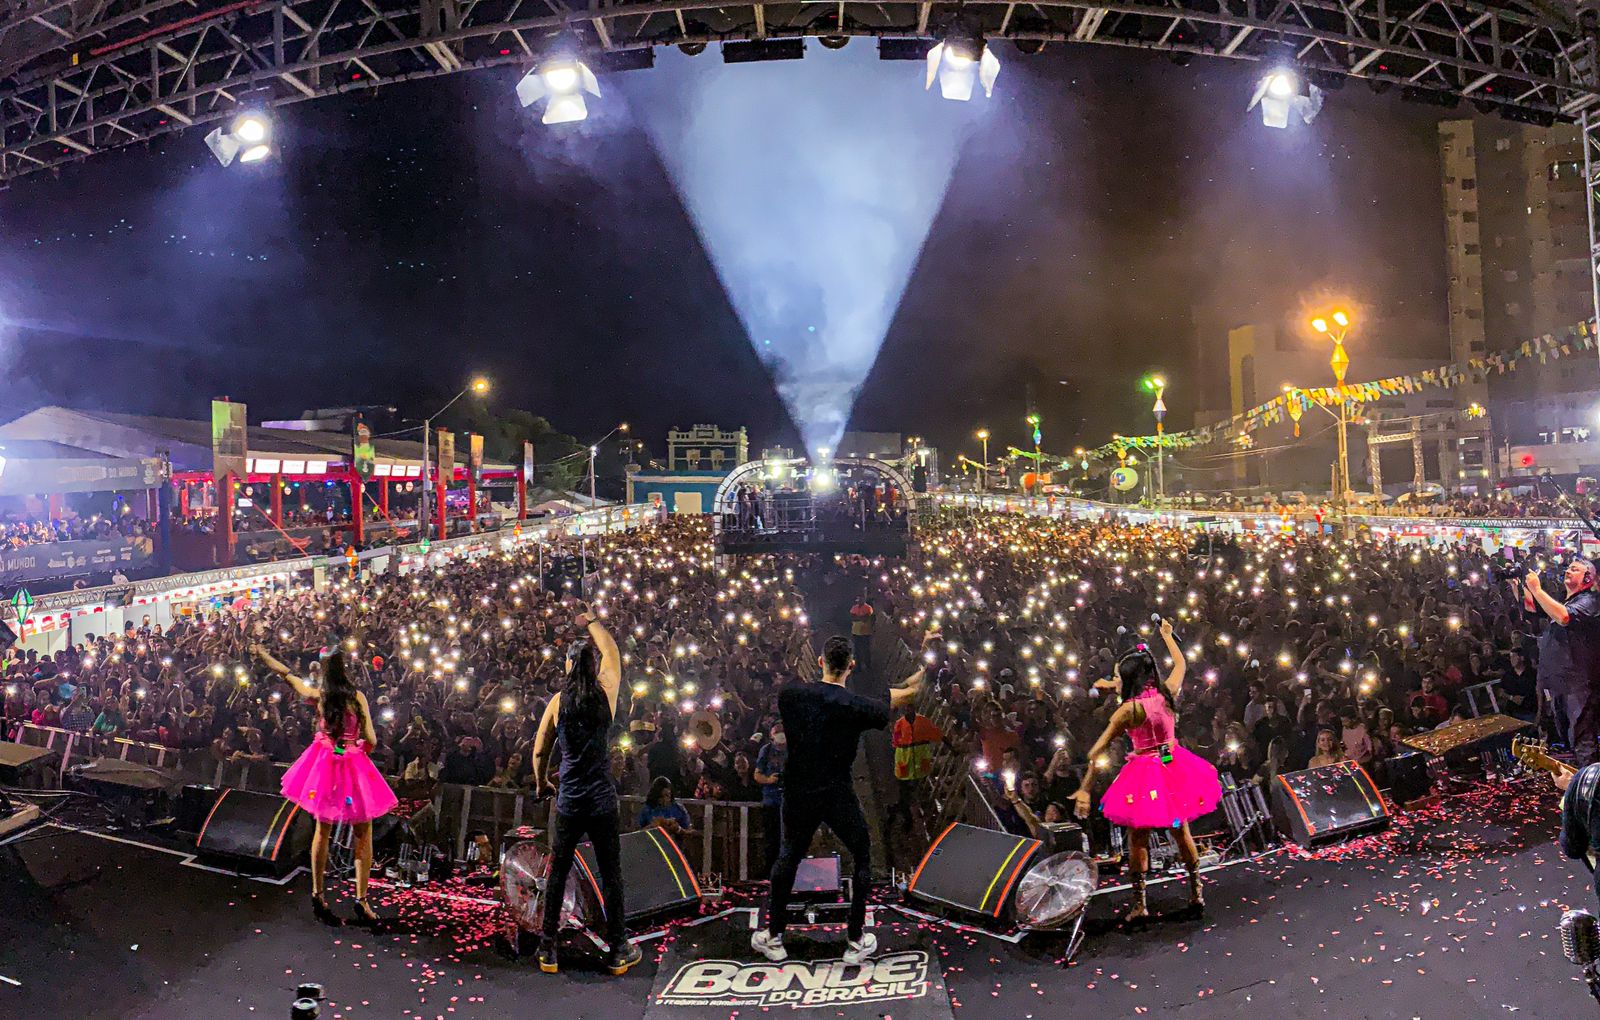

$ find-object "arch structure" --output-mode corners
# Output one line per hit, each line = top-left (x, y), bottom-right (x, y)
(5, 0), (1600, 184)
(713, 455), (915, 515)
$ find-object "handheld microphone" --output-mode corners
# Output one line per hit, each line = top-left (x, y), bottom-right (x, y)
(1562, 909), (1600, 967)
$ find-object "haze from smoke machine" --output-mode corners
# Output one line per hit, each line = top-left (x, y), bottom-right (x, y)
(626, 45), (989, 454)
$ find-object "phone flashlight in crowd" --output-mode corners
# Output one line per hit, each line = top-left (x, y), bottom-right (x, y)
(1002, 769), (1017, 792)
(499, 697), (516, 713)
(975, 758), (990, 772)
(1053, 734), (1067, 748)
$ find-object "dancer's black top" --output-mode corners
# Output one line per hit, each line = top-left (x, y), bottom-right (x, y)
(777, 683), (890, 797)
(534, 614), (624, 818)
(555, 695), (615, 815)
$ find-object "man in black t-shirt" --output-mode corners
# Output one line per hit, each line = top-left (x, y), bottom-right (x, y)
(752, 629), (938, 966)
(1524, 561), (1600, 766)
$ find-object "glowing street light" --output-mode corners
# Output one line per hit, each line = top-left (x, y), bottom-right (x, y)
(420, 376), (492, 544)
(1311, 309), (1355, 516)
(976, 428), (991, 492)
(1025, 414), (1043, 495)
(1140, 375), (1168, 503)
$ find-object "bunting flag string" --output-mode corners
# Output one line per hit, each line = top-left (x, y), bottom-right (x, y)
(1091, 321), (1597, 459)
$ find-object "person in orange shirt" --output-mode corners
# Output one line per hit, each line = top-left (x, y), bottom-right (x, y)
(891, 703), (951, 837)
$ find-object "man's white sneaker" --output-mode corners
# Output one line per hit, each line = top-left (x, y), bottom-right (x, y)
(751, 929), (788, 962)
(842, 932), (878, 965)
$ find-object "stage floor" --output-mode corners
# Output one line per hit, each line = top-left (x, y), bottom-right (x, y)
(2, 777), (1596, 1020)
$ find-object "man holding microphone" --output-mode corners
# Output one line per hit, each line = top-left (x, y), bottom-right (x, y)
(1522, 559), (1600, 767)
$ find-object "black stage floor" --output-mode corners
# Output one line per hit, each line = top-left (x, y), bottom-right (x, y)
(3, 777), (1598, 1019)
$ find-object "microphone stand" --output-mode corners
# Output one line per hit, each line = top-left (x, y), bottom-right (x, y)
(1539, 472), (1600, 545)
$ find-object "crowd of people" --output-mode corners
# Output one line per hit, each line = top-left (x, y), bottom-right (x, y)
(1186, 489), (1575, 519)
(0, 511), (153, 549)
(0, 506), (1580, 872)
(860, 511), (1561, 846)
(0, 518), (817, 845)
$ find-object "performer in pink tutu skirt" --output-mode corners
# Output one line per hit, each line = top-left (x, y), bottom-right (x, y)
(1072, 618), (1220, 921)
(254, 644), (398, 926)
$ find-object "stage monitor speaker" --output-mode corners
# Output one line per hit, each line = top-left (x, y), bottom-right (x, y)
(1270, 760), (1391, 848)
(177, 784), (222, 835)
(793, 854), (843, 901)
(0, 741), (56, 786)
(570, 826), (701, 928)
(1385, 752), (1433, 804)
(195, 788), (313, 877)
(905, 823), (1043, 925)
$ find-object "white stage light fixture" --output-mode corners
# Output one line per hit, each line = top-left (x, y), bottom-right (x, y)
(205, 106), (275, 167)
(517, 57), (601, 125)
(1248, 49), (1322, 129)
(925, 30), (999, 101)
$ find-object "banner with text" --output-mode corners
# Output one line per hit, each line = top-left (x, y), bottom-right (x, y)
(211, 400), (248, 482)
(352, 420), (375, 481)
(435, 429), (455, 486)
(0, 537), (154, 588)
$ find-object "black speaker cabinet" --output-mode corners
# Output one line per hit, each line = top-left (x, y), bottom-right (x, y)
(1270, 760), (1391, 848)
(905, 822), (1043, 924)
(569, 826), (701, 927)
(195, 788), (313, 877)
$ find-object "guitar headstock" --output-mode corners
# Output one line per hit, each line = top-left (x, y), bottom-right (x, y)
(1511, 735), (1565, 775)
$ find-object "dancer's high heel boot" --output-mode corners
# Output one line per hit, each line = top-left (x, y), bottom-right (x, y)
(1123, 870), (1149, 924)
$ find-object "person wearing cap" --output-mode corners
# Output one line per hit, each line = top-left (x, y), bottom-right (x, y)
(754, 722), (787, 873)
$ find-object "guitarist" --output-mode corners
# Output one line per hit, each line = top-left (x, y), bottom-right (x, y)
(1520, 739), (1600, 902)
(1556, 761), (1600, 900)
(1521, 561), (1600, 767)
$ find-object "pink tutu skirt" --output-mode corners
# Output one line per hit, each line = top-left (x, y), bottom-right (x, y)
(280, 734), (398, 824)
(1101, 745), (1222, 829)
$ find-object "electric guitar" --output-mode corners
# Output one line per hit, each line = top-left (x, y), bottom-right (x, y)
(1512, 736), (1596, 871)
(1512, 735), (1578, 784)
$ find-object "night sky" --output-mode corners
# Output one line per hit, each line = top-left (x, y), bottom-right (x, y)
(0, 44), (1454, 458)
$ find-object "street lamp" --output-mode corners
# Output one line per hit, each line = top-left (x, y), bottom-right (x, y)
(587, 422), (629, 506)
(420, 377), (490, 546)
(976, 429), (990, 492)
(1025, 414), (1042, 494)
(1140, 375), (1167, 502)
(1310, 310), (1354, 516)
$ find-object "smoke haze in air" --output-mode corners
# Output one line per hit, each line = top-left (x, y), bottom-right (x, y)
(626, 45), (990, 453)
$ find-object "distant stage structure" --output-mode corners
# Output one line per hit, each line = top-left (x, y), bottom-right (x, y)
(713, 455), (919, 555)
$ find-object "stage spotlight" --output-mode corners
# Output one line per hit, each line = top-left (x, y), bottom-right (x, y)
(517, 54), (601, 125)
(925, 28), (1000, 101)
(1248, 47), (1322, 128)
(204, 106), (274, 167)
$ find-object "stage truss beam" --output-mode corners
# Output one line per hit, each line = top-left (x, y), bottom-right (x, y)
(3, 0), (1600, 182)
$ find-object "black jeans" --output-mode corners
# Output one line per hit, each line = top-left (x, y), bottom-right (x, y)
(541, 807), (626, 949)
(1572, 689), (1600, 768)
(765, 788), (872, 940)
(852, 634), (873, 674)
(762, 801), (783, 877)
